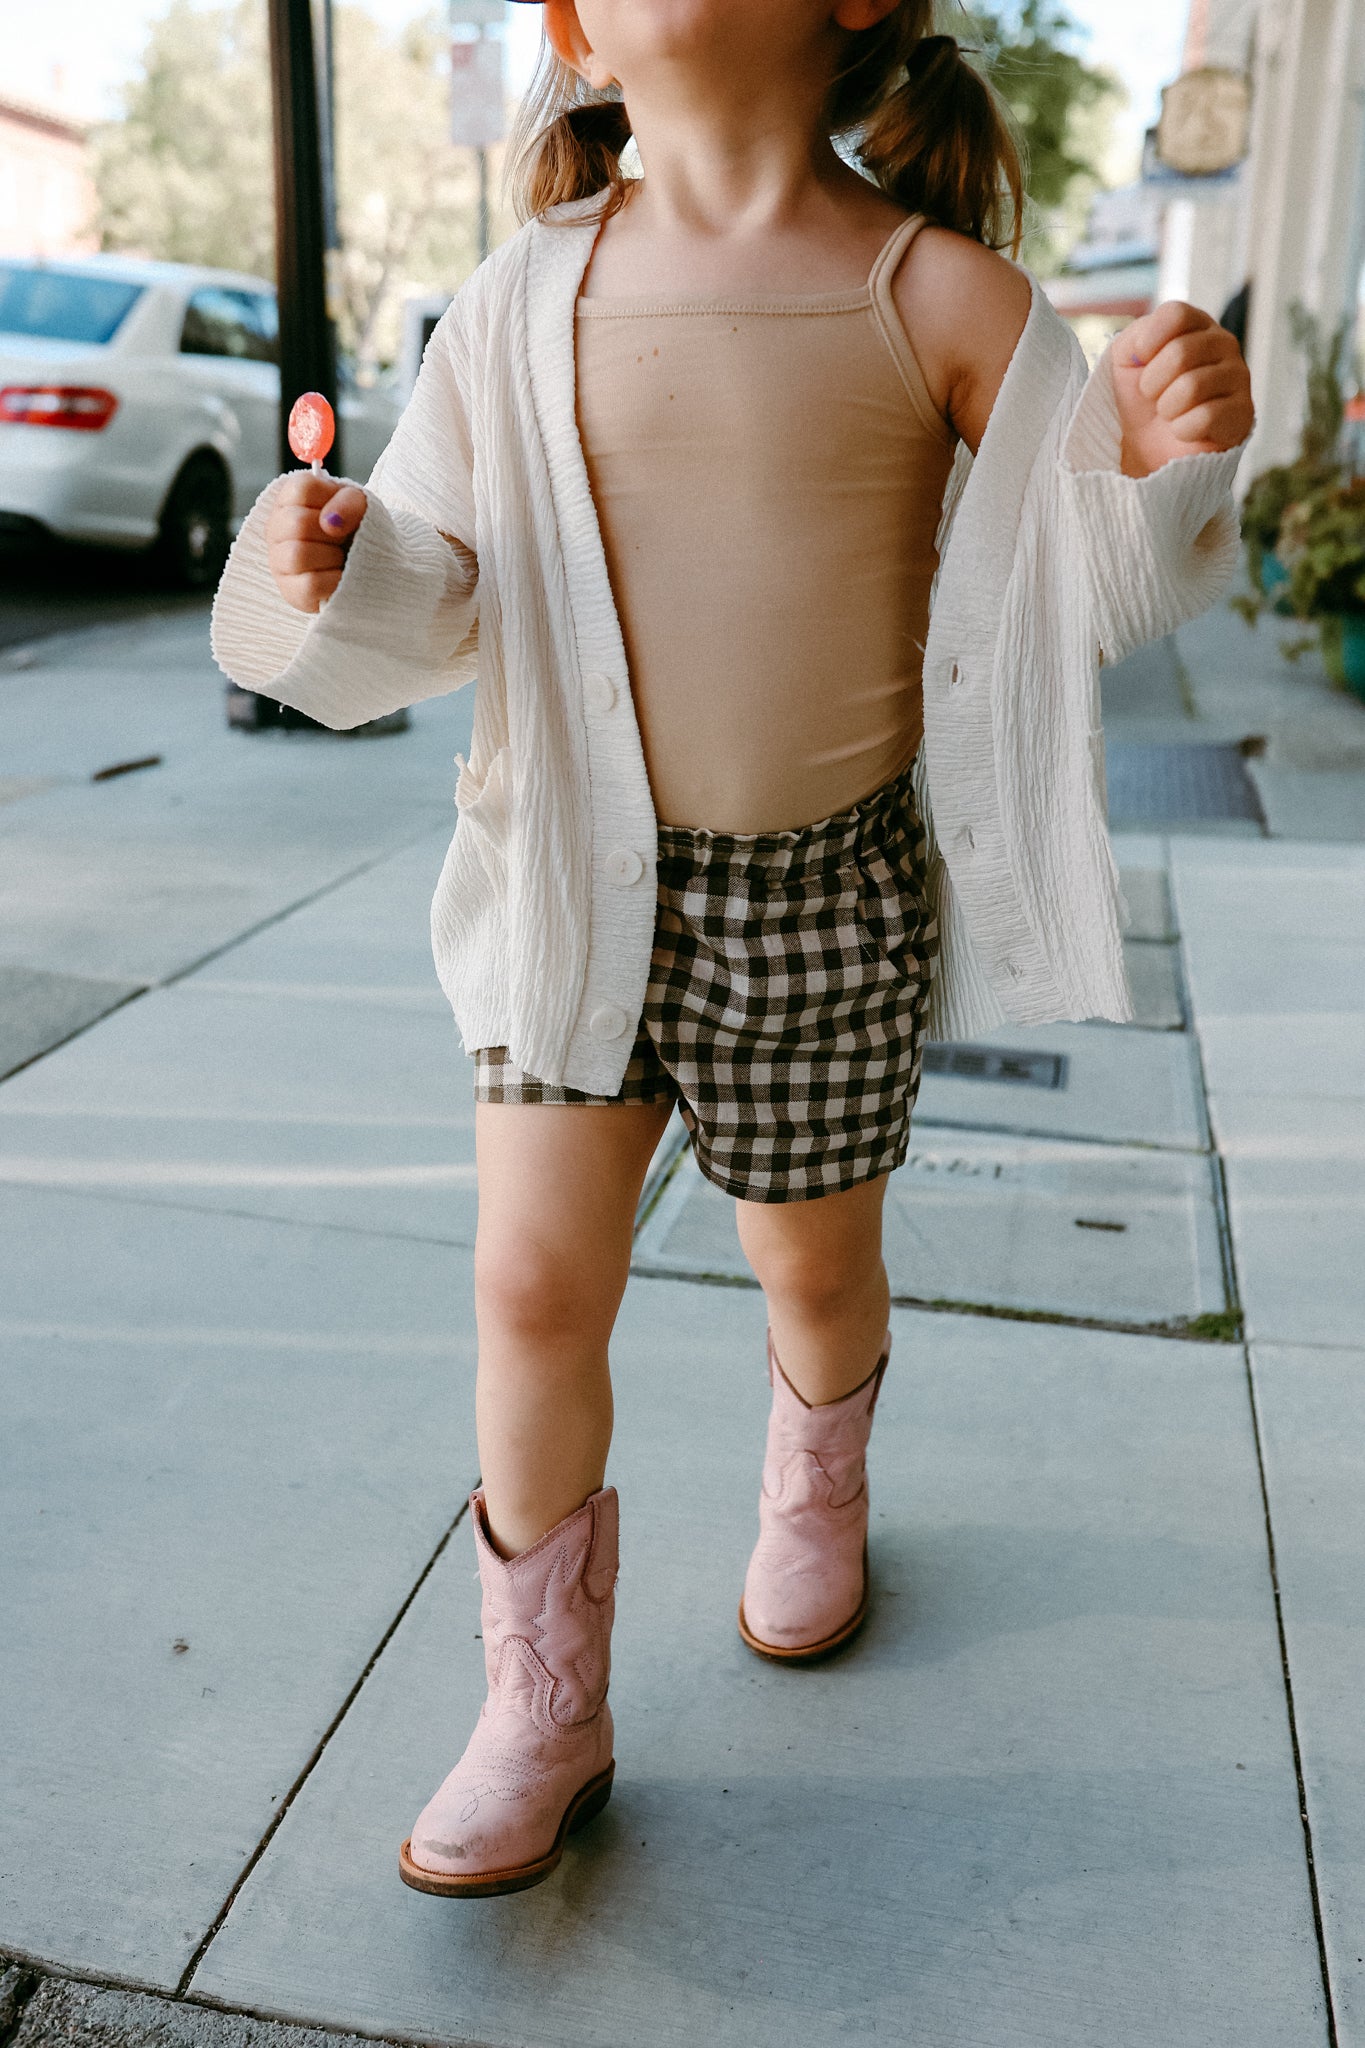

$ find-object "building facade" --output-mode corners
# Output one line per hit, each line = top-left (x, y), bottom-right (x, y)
(0, 93), (95, 259)
(1160, 0), (1365, 473)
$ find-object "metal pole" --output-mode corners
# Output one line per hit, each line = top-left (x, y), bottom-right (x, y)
(316, 0), (338, 256)
(267, 0), (339, 475)
(477, 142), (490, 264)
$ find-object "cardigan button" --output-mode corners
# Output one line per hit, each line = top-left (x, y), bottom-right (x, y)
(582, 671), (616, 714)
(589, 1003), (629, 1040)
(604, 846), (645, 887)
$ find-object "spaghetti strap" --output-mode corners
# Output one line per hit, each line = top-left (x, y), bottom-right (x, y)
(866, 215), (952, 445)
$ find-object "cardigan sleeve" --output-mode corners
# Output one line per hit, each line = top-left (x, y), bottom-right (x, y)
(209, 309), (481, 729)
(1057, 341), (1245, 668)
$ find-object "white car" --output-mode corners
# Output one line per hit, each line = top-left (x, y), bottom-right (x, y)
(0, 253), (401, 588)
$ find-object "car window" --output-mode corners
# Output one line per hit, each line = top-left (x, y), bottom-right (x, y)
(250, 294), (279, 363)
(0, 265), (143, 344)
(181, 288), (277, 364)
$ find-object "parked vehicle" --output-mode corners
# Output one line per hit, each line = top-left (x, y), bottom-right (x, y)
(0, 254), (401, 588)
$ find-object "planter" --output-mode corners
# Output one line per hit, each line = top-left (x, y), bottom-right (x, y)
(1254, 549), (1298, 616)
(1320, 613), (1365, 703)
(1258, 548), (1290, 596)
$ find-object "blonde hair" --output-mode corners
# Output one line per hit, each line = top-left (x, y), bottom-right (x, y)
(503, 3), (1025, 255)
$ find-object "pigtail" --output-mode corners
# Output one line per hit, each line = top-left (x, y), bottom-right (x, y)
(505, 47), (634, 228)
(853, 36), (1025, 256)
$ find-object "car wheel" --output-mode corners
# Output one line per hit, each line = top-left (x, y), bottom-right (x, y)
(158, 453), (231, 590)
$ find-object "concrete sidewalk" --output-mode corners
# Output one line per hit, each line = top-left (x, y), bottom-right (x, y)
(1, 601), (1362, 2047)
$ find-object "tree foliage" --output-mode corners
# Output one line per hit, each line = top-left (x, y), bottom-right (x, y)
(93, 1), (483, 365)
(967, 0), (1121, 268)
(94, 1), (276, 280)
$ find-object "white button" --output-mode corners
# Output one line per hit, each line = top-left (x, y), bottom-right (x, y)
(589, 1003), (629, 1040)
(948, 661), (964, 689)
(582, 671), (616, 713)
(959, 825), (976, 851)
(604, 846), (645, 887)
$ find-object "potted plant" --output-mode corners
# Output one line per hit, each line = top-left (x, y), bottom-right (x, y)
(1242, 459), (1330, 597)
(1277, 475), (1365, 700)
(1240, 304), (1351, 599)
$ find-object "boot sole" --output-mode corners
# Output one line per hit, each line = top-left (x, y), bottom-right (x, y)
(737, 1548), (869, 1665)
(397, 1762), (615, 1898)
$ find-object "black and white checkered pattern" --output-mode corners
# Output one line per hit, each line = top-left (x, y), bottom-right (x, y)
(474, 759), (939, 1203)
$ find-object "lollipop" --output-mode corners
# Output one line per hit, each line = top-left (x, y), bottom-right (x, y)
(288, 391), (336, 473)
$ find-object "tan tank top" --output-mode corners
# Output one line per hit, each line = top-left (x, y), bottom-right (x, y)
(573, 212), (956, 833)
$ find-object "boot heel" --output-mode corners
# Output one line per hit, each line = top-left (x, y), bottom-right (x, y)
(567, 1762), (615, 1834)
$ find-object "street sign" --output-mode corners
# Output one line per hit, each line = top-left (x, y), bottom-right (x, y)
(451, 0), (506, 148)
(451, 34), (505, 147)
(1157, 67), (1252, 177)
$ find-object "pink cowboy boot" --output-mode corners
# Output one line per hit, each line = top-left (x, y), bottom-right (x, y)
(399, 1485), (618, 1897)
(738, 1330), (890, 1662)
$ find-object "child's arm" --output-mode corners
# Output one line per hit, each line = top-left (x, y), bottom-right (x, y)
(895, 230), (1254, 664)
(898, 228), (1254, 466)
(210, 314), (480, 729)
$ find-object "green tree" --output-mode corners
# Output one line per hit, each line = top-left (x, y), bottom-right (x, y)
(969, 0), (1122, 269)
(93, 0), (275, 279)
(93, 1), (487, 365)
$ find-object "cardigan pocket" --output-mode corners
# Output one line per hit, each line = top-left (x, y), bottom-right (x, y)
(453, 745), (512, 895)
(432, 744), (514, 1036)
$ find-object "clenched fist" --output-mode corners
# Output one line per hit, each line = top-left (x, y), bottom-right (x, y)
(1113, 302), (1256, 479)
(267, 472), (369, 614)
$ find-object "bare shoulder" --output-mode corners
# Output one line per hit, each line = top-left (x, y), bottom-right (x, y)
(890, 226), (1034, 453)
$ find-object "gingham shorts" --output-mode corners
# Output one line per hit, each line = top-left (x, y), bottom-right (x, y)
(473, 757), (939, 1203)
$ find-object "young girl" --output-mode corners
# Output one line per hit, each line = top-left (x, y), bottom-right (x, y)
(211, 0), (1254, 1901)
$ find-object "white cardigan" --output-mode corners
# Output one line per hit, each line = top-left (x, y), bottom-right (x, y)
(211, 189), (1244, 1093)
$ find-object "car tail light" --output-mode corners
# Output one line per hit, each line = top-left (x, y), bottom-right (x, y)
(0, 386), (120, 430)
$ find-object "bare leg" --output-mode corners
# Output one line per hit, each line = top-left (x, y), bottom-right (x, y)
(734, 1175), (891, 1405)
(473, 1098), (674, 1556)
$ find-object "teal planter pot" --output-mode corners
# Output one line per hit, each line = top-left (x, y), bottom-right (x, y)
(1259, 549), (1290, 595)
(1320, 614), (1365, 704)
(1256, 549), (1296, 616)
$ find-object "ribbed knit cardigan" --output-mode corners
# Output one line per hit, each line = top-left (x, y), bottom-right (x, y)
(210, 189), (1245, 1093)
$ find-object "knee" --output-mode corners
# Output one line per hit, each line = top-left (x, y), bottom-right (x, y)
(474, 1235), (620, 1351)
(742, 1233), (882, 1326)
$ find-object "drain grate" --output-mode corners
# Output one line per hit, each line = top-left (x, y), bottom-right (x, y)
(1105, 742), (1265, 826)
(922, 1043), (1068, 1090)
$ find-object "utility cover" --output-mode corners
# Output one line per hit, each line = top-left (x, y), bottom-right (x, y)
(636, 1134), (1228, 1327)
(1106, 743), (1265, 826)
(923, 1044), (1066, 1090)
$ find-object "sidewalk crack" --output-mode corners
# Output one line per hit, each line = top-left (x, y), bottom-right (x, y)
(175, 1491), (476, 1997)
(1244, 1359), (1339, 2043)
(0, 817), (447, 1093)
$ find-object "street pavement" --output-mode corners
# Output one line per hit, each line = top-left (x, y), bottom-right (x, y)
(0, 534), (209, 655)
(1, 597), (1362, 2047)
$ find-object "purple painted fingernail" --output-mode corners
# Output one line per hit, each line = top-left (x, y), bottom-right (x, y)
(322, 508), (345, 532)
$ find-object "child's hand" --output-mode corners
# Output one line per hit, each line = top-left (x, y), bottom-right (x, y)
(1112, 302), (1255, 479)
(266, 473), (368, 614)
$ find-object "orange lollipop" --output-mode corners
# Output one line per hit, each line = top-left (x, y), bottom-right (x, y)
(288, 391), (335, 472)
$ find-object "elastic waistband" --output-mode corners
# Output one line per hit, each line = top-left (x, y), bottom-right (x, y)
(655, 754), (923, 878)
